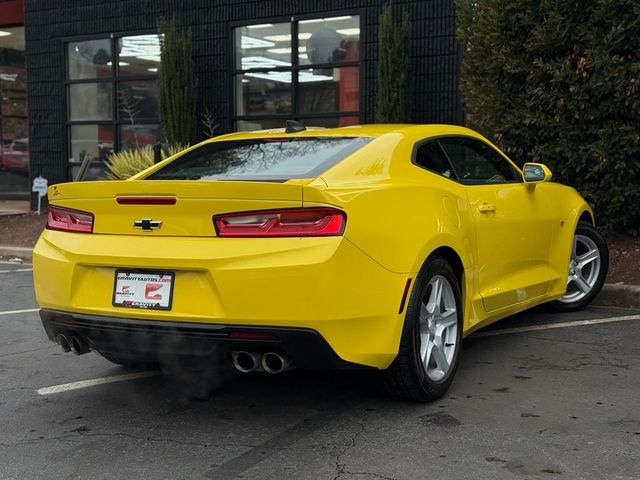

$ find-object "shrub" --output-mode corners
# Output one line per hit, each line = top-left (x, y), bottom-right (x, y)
(455, 0), (640, 233)
(104, 145), (186, 180)
(376, 3), (411, 123)
(158, 17), (196, 146)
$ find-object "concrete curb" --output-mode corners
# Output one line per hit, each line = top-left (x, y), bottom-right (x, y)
(593, 283), (640, 309)
(0, 246), (33, 261)
(1, 244), (638, 308)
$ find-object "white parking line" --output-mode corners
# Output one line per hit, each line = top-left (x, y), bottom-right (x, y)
(36, 371), (159, 396)
(0, 268), (33, 273)
(474, 314), (640, 337)
(0, 308), (39, 316)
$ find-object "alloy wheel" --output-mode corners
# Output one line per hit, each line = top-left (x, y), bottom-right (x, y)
(558, 234), (601, 304)
(418, 275), (459, 381)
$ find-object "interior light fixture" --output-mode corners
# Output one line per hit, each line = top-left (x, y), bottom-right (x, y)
(266, 48), (291, 54)
(241, 35), (276, 49)
(245, 71), (293, 84)
(247, 24), (274, 29)
(336, 28), (360, 35)
(243, 70), (332, 84)
(0, 31), (12, 37)
(241, 56), (291, 69)
(299, 16), (353, 24)
(264, 33), (312, 41)
(263, 34), (292, 42)
(119, 34), (161, 57)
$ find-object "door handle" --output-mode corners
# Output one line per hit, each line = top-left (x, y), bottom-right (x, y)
(478, 202), (496, 213)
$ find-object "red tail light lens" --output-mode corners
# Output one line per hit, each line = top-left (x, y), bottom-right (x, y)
(47, 205), (94, 233)
(213, 207), (346, 237)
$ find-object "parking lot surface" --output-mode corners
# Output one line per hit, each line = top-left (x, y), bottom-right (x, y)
(1, 261), (639, 480)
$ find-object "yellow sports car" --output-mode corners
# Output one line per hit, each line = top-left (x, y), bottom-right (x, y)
(33, 123), (608, 401)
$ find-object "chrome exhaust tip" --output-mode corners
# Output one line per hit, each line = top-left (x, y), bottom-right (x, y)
(56, 334), (71, 353)
(261, 352), (292, 374)
(69, 335), (89, 355)
(232, 351), (260, 373)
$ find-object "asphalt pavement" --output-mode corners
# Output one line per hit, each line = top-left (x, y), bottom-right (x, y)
(1, 260), (639, 480)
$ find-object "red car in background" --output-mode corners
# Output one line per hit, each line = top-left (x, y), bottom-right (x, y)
(0, 138), (29, 174)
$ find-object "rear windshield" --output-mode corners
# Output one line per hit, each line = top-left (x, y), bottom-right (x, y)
(147, 137), (371, 181)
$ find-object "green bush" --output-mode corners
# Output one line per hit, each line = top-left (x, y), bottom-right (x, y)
(455, 0), (640, 234)
(376, 3), (411, 123)
(104, 145), (186, 180)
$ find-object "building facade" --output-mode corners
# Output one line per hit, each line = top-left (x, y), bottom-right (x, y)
(5, 0), (462, 209)
(0, 0), (28, 204)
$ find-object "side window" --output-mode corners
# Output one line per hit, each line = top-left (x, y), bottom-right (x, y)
(414, 141), (457, 180)
(438, 137), (521, 185)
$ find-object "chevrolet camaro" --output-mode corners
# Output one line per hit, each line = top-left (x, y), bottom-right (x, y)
(33, 123), (608, 401)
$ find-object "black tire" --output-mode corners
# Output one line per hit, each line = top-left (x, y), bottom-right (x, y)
(379, 255), (463, 402)
(98, 351), (158, 370)
(549, 221), (608, 312)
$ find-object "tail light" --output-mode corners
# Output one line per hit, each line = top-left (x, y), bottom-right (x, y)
(213, 207), (346, 237)
(47, 205), (94, 233)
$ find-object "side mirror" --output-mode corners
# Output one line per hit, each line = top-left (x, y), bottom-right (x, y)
(522, 163), (552, 184)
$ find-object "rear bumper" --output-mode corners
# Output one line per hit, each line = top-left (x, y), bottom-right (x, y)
(40, 309), (370, 370)
(34, 230), (410, 368)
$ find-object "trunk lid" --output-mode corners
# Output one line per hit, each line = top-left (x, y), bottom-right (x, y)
(49, 180), (303, 236)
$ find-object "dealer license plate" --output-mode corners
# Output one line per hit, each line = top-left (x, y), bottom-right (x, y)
(112, 270), (175, 310)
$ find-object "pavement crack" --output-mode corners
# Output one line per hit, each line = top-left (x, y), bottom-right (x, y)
(343, 471), (398, 480)
(332, 409), (370, 480)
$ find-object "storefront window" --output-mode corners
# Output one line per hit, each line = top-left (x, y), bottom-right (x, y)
(234, 16), (360, 131)
(66, 34), (162, 180)
(67, 39), (112, 80)
(0, 26), (29, 200)
(68, 83), (113, 121)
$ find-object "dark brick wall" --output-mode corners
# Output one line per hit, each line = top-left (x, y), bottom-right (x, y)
(25, 0), (462, 206)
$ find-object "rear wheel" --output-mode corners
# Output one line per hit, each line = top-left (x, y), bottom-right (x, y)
(379, 255), (463, 402)
(550, 221), (608, 312)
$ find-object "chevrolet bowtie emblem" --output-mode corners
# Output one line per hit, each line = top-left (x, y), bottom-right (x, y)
(133, 218), (163, 231)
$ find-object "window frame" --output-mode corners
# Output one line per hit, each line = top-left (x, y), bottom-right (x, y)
(230, 11), (363, 129)
(63, 30), (162, 179)
(411, 135), (523, 185)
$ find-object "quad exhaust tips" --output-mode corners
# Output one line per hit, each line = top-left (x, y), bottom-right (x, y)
(56, 334), (89, 355)
(232, 351), (293, 374)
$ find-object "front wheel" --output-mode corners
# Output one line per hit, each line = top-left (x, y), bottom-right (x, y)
(550, 221), (608, 312)
(379, 255), (463, 402)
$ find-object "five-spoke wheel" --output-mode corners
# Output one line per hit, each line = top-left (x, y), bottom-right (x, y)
(418, 275), (459, 382)
(551, 221), (608, 311)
